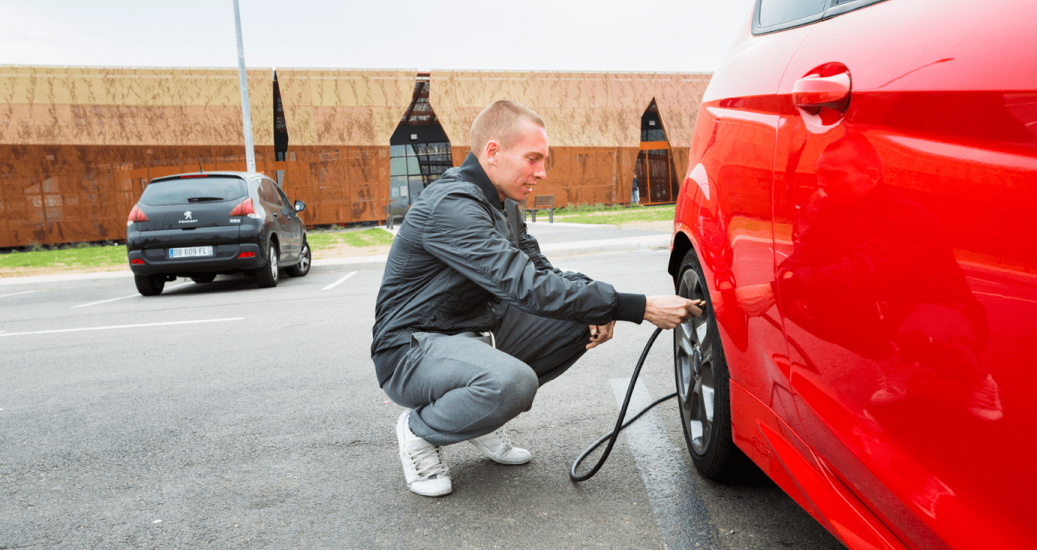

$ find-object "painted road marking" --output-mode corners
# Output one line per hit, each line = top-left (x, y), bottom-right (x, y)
(72, 283), (191, 308)
(609, 378), (719, 550)
(0, 290), (36, 299)
(322, 271), (356, 291)
(0, 317), (245, 337)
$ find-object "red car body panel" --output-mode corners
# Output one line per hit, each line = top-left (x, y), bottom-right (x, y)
(672, 1), (1037, 548)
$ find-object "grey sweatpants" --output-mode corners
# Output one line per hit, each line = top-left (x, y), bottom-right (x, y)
(381, 304), (591, 446)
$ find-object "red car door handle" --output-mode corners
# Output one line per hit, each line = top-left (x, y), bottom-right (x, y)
(793, 72), (851, 107)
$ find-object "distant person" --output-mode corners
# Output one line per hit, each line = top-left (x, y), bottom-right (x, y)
(371, 100), (703, 497)
(631, 175), (640, 205)
(733, 131), (1000, 421)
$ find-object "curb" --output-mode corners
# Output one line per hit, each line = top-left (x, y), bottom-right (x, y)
(310, 234), (671, 274)
(0, 235), (671, 291)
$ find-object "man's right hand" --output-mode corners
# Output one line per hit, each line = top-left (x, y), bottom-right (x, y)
(644, 295), (704, 329)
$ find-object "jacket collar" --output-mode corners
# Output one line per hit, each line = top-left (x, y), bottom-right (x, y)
(457, 152), (504, 210)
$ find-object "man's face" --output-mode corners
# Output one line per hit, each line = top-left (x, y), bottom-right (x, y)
(486, 119), (548, 202)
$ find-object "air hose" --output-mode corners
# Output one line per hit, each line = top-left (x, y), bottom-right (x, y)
(570, 327), (676, 482)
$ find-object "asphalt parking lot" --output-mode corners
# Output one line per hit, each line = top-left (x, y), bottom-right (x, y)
(1, 244), (842, 549)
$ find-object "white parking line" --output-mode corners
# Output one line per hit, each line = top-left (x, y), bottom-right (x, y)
(72, 283), (191, 308)
(322, 271), (356, 291)
(609, 378), (718, 549)
(0, 290), (36, 299)
(72, 293), (139, 309)
(0, 317), (245, 338)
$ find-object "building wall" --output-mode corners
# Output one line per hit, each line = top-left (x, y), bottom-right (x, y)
(431, 71), (709, 209)
(1, 66), (709, 248)
(279, 145), (389, 226)
(0, 144), (256, 248)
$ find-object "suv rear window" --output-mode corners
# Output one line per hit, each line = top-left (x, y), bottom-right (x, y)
(139, 177), (248, 206)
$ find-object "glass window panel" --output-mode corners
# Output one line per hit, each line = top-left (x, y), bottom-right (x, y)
(758, 0), (827, 27)
(390, 157), (407, 176)
(260, 179), (280, 206)
(407, 157), (421, 174)
(427, 162), (450, 177)
(390, 145), (406, 157)
(408, 177), (425, 204)
(139, 177), (247, 206)
(273, 183), (293, 208)
(641, 128), (667, 142)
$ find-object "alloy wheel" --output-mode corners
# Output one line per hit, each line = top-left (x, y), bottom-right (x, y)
(675, 267), (716, 456)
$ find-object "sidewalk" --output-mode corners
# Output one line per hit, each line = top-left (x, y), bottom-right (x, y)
(0, 221), (672, 291)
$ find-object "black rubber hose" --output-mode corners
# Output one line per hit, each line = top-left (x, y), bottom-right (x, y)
(571, 327), (677, 482)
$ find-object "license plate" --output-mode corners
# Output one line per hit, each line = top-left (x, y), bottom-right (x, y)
(169, 246), (213, 259)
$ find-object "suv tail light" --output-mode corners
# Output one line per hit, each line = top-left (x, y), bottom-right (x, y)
(230, 198), (260, 218)
(127, 205), (149, 226)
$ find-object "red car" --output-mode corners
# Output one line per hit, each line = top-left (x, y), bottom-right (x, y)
(668, 0), (1036, 548)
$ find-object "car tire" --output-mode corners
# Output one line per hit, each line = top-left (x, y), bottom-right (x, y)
(190, 274), (217, 284)
(674, 250), (756, 482)
(134, 274), (166, 296)
(254, 242), (280, 288)
(285, 239), (311, 278)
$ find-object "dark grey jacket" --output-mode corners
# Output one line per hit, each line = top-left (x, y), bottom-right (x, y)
(371, 153), (646, 386)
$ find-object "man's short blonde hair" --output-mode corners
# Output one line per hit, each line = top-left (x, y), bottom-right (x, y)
(470, 100), (546, 155)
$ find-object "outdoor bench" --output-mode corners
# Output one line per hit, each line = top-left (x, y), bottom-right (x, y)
(523, 194), (554, 223)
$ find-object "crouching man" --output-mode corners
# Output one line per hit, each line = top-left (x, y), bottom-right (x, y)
(371, 100), (701, 497)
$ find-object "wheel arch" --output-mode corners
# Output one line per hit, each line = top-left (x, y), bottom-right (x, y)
(668, 229), (696, 291)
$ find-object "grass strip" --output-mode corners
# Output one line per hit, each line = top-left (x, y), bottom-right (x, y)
(0, 228), (394, 272)
(0, 243), (127, 270)
(554, 204), (676, 225)
(307, 228), (394, 251)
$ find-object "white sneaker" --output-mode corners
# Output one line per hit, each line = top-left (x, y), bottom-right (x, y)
(396, 411), (452, 497)
(468, 427), (532, 465)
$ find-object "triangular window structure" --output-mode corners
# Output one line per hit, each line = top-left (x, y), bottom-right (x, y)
(388, 74), (453, 220)
(633, 99), (679, 204)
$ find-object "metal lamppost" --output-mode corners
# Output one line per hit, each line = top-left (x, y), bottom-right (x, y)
(233, 0), (256, 173)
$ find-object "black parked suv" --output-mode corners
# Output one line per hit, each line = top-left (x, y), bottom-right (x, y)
(126, 172), (310, 296)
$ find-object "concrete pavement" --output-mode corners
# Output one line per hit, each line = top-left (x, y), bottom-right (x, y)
(0, 248), (842, 550)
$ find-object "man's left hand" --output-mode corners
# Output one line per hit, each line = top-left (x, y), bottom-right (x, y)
(587, 321), (616, 349)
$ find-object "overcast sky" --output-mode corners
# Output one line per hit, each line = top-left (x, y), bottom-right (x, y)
(2, 0), (753, 73)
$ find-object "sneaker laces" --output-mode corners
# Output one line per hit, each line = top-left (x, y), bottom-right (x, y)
(410, 444), (449, 480)
(482, 429), (513, 453)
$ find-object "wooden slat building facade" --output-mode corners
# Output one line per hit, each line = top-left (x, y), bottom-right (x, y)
(0, 66), (709, 248)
